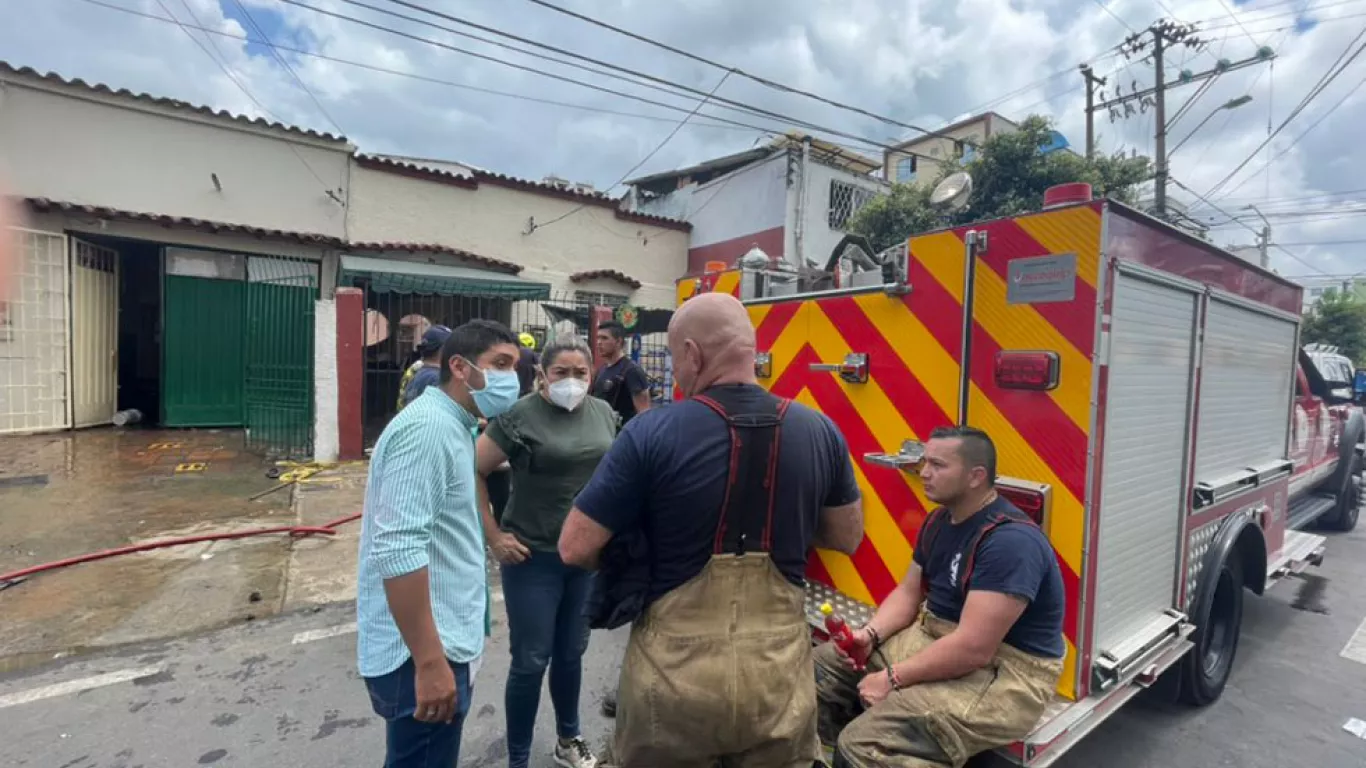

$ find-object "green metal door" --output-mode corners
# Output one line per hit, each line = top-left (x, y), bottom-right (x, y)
(244, 257), (318, 458)
(162, 273), (246, 426)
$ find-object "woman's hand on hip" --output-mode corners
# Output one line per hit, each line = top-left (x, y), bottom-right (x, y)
(490, 531), (531, 564)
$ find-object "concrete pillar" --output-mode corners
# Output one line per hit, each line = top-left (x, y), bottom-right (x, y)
(312, 297), (339, 463)
(335, 288), (365, 461)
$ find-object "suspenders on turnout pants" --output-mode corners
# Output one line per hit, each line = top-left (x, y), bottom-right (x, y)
(611, 388), (822, 768)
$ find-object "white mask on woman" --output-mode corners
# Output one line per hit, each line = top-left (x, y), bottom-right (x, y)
(547, 378), (589, 411)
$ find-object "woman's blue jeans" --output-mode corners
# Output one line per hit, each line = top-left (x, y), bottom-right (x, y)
(500, 549), (594, 768)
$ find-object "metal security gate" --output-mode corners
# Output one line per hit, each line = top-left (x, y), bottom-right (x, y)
(71, 238), (120, 428)
(162, 249), (246, 426)
(0, 228), (70, 434)
(244, 256), (318, 458)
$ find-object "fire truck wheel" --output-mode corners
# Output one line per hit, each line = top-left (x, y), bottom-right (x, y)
(1322, 456), (1361, 532)
(1178, 552), (1245, 706)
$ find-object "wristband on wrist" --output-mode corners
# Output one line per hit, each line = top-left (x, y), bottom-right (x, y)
(864, 624), (881, 648)
(887, 664), (902, 690)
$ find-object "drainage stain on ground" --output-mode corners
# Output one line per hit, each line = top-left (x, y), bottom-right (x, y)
(311, 709), (371, 741)
(1291, 572), (1331, 615)
(211, 713), (240, 727)
(197, 749), (228, 764)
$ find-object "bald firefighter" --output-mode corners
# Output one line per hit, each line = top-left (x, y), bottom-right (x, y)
(559, 291), (865, 767)
(815, 426), (1066, 768)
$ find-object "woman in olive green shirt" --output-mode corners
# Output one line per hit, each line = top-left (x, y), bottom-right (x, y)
(475, 334), (618, 768)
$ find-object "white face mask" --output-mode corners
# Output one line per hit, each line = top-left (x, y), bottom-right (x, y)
(547, 378), (589, 411)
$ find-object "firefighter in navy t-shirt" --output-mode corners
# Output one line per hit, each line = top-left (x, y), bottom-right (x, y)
(590, 320), (651, 425)
(814, 426), (1066, 768)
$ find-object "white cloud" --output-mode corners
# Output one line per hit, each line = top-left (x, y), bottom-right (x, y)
(2, 0), (1364, 276)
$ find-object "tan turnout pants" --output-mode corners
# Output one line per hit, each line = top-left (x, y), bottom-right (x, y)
(610, 553), (821, 768)
(814, 613), (1063, 768)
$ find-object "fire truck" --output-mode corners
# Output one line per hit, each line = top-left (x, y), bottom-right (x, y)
(674, 177), (1363, 766)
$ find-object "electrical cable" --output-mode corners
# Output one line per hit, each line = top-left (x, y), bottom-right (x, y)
(1201, 23), (1366, 201)
(228, 0), (346, 136)
(529, 71), (733, 232)
(71, 0), (761, 135)
(1170, 176), (1330, 274)
(150, 0), (339, 198)
(276, 0), (916, 156)
(1213, 68), (1366, 201)
(506, 0), (971, 143)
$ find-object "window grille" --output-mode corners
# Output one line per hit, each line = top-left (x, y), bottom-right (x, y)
(828, 180), (877, 231)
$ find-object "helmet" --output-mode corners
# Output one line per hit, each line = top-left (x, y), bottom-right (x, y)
(518, 332), (537, 350)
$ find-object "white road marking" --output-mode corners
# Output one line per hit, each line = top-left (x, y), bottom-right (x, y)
(290, 591), (503, 646)
(291, 622), (357, 645)
(1341, 616), (1366, 665)
(0, 665), (163, 710)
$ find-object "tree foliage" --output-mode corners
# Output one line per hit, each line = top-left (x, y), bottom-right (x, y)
(847, 115), (1153, 253)
(1302, 288), (1366, 364)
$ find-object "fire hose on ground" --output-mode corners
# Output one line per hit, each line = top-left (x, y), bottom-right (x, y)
(0, 512), (362, 587)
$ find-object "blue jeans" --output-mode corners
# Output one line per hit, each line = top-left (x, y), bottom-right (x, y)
(364, 657), (474, 768)
(501, 550), (594, 768)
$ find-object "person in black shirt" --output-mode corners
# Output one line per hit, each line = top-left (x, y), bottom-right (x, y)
(591, 320), (651, 424)
(813, 426), (1066, 768)
(559, 292), (864, 767)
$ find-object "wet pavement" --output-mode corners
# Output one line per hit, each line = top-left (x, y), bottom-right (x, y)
(0, 428), (358, 674)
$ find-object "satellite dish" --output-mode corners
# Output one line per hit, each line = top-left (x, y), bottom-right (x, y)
(930, 172), (973, 212)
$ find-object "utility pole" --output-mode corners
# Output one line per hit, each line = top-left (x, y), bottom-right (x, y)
(1152, 29), (1168, 218)
(1086, 20), (1275, 220)
(1246, 204), (1272, 269)
(1079, 64), (1107, 158)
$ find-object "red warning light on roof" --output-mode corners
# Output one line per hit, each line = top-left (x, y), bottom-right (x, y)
(995, 350), (1060, 391)
(1042, 183), (1093, 209)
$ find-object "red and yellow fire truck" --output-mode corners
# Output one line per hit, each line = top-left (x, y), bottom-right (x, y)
(675, 182), (1362, 766)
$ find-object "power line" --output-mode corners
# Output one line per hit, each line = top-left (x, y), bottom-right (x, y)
(227, 0), (345, 135)
(1212, 67), (1366, 201)
(71, 0), (762, 135)
(358, 0), (958, 149)
(277, 0), (923, 156)
(507, 0), (966, 144)
(1212, 0), (1264, 47)
(1092, 0), (1139, 32)
(1202, 23), (1366, 201)
(149, 0), (339, 198)
(1170, 176), (1329, 274)
(529, 71), (733, 233)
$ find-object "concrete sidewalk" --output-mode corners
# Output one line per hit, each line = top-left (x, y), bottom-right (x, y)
(0, 427), (372, 675)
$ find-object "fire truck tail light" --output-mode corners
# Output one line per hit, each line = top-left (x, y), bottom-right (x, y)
(994, 350), (1060, 391)
(997, 485), (1047, 526)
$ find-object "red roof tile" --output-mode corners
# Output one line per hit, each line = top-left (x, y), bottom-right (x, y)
(347, 242), (522, 274)
(354, 154), (691, 232)
(23, 197), (341, 244)
(569, 269), (642, 289)
(0, 61), (348, 144)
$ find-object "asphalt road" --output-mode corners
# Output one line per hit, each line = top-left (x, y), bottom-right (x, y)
(4, 523), (1366, 768)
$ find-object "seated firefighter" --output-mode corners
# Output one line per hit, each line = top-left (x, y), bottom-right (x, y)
(815, 426), (1066, 768)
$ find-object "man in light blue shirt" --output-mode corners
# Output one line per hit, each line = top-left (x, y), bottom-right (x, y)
(357, 318), (523, 768)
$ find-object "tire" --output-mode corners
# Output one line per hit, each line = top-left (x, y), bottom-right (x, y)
(1178, 552), (1245, 706)
(1323, 455), (1362, 532)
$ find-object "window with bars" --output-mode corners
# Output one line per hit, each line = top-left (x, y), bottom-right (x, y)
(574, 291), (628, 310)
(827, 180), (877, 231)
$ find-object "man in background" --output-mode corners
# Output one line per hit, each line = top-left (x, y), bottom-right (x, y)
(591, 320), (651, 425)
(516, 332), (541, 397)
(356, 319), (522, 768)
(397, 325), (452, 412)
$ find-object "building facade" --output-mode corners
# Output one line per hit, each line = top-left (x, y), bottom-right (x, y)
(0, 60), (690, 461)
(883, 112), (1020, 187)
(626, 133), (886, 274)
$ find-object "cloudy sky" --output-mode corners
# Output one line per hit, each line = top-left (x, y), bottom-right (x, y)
(3, 0), (1364, 278)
